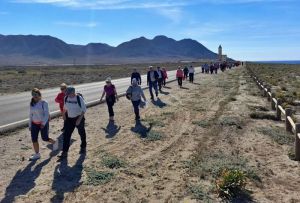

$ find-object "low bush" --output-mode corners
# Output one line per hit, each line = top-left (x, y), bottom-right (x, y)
(258, 127), (294, 145)
(102, 154), (125, 169)
(146, 130), (163, 141)
(250, 112), (278, 121)
(85, 168), (114, 186)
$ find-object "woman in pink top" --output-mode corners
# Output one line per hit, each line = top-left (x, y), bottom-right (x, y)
(100, 77), (119, 121)
(176, 67), (184, 88)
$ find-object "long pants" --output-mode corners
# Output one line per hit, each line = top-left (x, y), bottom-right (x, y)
(215, 69), (218, 74)
(163, 78), (166, 86)
(106, 100), (115, 117)
(189, 73), (194, 83)
(177, 77), (183, 87)
(184, 73), (188, 80)
(210, 69), (214, 74)
(132, 100), (141, 120)
(158, 78), (163, 91)
(149, 81), (158, 99)
(63, 116), (86, 153)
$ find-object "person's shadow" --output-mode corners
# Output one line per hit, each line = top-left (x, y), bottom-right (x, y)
(159, 90), (170, 95)
(131, 120), (152, 138)
(1, 154), (55, 203)
(181, 86), (189, 90)
(151, 98), (167, 108)
(51, 153), (86, 203)
(101, 121), (121, 138)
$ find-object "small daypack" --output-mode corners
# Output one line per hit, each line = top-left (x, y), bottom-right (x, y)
(64, 93), (84, 108)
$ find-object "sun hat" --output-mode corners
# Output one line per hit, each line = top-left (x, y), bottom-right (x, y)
(106, 77), (112, 83)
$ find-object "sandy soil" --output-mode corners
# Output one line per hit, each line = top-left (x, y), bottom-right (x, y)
(0, 66), (299, 203)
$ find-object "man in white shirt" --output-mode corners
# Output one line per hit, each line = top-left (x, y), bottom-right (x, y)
(188, 65), (195, 83)
(58, 86), (87, 160)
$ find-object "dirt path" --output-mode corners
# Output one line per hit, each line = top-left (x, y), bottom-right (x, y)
(1, 66), (299, 203)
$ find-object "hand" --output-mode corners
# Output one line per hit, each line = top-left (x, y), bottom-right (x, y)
(76, 118), (81, 126)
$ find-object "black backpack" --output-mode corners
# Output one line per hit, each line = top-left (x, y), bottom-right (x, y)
(64, 93), (84, 108)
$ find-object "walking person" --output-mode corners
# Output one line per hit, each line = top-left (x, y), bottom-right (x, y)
(156, 66), (164, 92)
(100, 77), (119, 121)
(126, 78), (147, 121)
(205, 63), (209, 74)
(162, 67), (168, 87)
(176, 67), (184, 88)
(183, 66), (189, 80)
(29, 88), (58, 161)
(131, 68), (141, 85)
(214, 63), (219, 74)
(55, 83), (67, 131)
(210, 63), (214, 74)
(188, 65), (195, 83)
(58, 86), (87, 160)
(147, 66), (159, 100)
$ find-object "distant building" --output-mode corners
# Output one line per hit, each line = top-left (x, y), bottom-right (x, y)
(218, 45), (227, 62)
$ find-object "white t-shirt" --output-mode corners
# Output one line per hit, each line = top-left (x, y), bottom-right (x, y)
(29, 100), (49, 127)
(188, 67), (195, 73)
(64, 95), (87, 118)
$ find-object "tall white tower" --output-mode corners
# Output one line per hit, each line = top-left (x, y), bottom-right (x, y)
(218, 45), (222, 61)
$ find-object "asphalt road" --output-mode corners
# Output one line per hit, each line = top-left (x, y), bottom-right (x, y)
(0, 67), (201, 128)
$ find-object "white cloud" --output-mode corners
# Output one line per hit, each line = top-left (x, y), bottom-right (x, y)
(13, 0), (189, 9)
(54, 21), (98, 28)
(156, 7), (183, 23)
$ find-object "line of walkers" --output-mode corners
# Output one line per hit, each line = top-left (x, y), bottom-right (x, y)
(27, 65), (200, 161)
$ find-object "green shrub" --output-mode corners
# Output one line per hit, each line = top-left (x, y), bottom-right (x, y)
(250, 112), (277, 121)
(146, 130), (163, 141)
(102, 154), (125, 169)
(258, 127), (294, 145)
(216, 169), (246, 199)
(85, 168), (114, 186)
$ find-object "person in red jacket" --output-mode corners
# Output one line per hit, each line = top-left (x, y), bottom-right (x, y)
(55, 83), (67, 131)
(162, 67), (168, 87)
(176, 67), (184, 88)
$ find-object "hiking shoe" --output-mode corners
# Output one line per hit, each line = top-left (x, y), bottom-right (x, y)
(79, 148), (86, 154)
(29, 153), (40, 161)
(57, 152), (68, 161)
(52, 140), (59, 151)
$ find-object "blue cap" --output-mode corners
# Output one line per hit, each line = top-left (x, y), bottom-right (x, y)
(66, 86), (75, 95)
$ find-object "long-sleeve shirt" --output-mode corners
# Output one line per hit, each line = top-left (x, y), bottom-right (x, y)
(55, 92), (65, 112)
(131, 72), (142, 84)
(176, 69), (184, 78)
(147, 71), (159, 85)
(64, 95), (87, 118)
(126, 85), (145, 101)
(29, 100), (49, 128)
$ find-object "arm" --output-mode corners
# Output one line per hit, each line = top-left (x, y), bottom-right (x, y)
(41, 101), (49, 128)
(76, 97), (86, 126)
(100, 90), (106, 102)
(114, 87), (119, 101)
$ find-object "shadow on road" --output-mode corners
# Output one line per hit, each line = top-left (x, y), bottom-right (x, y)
(159, 90), (170, 95)
(1, 153), (55, 203)
(51, 153), (86, 203)
(131, 120), (152, 138)
(101, 121), (121, 138)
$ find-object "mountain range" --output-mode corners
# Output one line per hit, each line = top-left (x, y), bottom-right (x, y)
(0, 34), (218, 65)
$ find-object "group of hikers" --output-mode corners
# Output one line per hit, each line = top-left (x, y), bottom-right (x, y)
(28, 63), (234, 161)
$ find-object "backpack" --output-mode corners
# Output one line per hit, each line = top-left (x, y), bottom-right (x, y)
(64, 93), (84, 108)
(126, 86), (133, 100)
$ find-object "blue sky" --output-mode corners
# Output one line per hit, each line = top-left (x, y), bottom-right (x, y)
(0, 0), (299, 61)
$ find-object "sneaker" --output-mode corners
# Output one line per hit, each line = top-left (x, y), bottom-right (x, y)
(29, 153), (40, 161)
(52, 141), (59, 151)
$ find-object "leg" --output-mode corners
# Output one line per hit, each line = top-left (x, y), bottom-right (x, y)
(153, 82), (158, 97)
(132, 100), (141, 120)
(31, 123), (40, 153)
(77, 117), (87, 150)
(62, 118), (76, 153)
(149, 82), (154, 99)
(107, 101), (114, 119)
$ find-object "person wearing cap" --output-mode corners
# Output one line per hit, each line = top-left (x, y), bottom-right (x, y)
(131, 68), (142, 85)
(58, 86), (87, 160)
(100, 77), (118, 121)
(156, 67), (164, 92)
(147, 66), (159, 100)
(29, 88), (58, 161)
(126, 78), (147, 121)
(55, 83), (67, 131)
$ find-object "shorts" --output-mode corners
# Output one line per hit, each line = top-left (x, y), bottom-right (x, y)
(31, 122), (49, 142)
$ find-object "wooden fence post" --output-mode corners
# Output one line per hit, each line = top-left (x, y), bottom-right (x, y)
(271, 93), (276, 110)
(267, 87), (271, 101)
(286, 108), (293, 133)
(276, 99), (282, 121)
(295, 123), (300, 161)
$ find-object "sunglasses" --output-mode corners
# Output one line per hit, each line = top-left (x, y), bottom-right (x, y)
(60, 87), (66, 90)
(32, 92), (40, 97)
